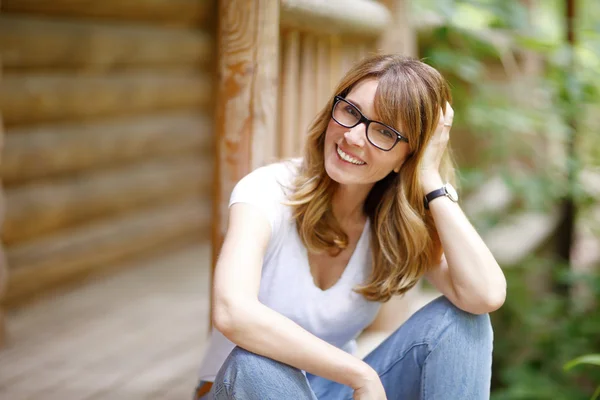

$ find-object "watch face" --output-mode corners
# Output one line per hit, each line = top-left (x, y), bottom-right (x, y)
(444, 184), (459, 202)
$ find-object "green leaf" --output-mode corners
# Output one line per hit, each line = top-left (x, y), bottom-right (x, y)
(563, 354), (600, 371)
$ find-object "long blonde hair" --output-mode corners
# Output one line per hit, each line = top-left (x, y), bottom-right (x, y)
(288, 54), (456, 302)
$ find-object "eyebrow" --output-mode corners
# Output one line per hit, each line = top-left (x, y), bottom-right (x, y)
(344, 97), (364, 111)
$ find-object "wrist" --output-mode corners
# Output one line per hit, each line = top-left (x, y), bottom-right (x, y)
(420, 172), (444, 193)
(349, 362), (378, 390)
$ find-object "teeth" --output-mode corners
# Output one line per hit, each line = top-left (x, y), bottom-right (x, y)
(337, 146), (365, 165)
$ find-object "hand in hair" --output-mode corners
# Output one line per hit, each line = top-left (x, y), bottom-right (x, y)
(419, 101), (454, 193)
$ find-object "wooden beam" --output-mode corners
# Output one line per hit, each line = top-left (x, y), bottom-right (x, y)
(1, 0), (214, 27)
(3, 157), (213, 245)
(2, 112), (213, 184)
(0, 16), (213, 71)
(213, 0), (279, 264)
(280, 0), (391, 37)
(1, 72), (212, 126)
(5, 199), (211, 306)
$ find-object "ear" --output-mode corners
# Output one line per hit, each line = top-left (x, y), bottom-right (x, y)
(393, 165), (401, 174)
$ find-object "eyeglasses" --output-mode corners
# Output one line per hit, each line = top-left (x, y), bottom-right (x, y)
(331, 96), (408, 151)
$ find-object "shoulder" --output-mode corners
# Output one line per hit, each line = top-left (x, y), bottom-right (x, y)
(229, 158), (301, 231)
(231, 158), (300, 202)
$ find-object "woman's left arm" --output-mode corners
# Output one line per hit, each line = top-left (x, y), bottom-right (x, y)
(421, 103), (506, 315)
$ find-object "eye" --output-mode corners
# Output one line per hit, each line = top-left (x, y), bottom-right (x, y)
(378, 128), (395, 139)
(344, 105), (360, 118)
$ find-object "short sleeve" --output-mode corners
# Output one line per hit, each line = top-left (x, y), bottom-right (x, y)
(228, 163), (291, 233)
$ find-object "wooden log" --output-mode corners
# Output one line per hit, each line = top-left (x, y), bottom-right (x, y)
(5, 199), (211, 306)
(1, 72), (212, 126)
(0, 16), (213, 71)
(2, 0), (214, 27)
(3, 156), (213, 245)
(2, 112), (213, 185)
(298, 34), (317, 154)
(279, 30), (300, 158)
(213, 0), (280, 267)
(280, 0), (391, 37)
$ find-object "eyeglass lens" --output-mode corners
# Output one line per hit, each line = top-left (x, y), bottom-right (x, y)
(332, 100), (398, 150)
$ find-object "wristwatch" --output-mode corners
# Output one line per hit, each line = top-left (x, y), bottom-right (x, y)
(424, 183), (458, 209)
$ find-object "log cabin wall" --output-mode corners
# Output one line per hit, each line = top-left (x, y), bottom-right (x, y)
(0, 0), (217, 308)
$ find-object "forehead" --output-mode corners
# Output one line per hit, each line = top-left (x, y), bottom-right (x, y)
(346, 78), (379, 107)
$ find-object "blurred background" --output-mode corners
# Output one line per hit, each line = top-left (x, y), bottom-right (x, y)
(0, 0), (598, 399)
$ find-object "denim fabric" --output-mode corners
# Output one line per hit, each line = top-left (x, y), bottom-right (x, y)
(202, 296), (493, 400)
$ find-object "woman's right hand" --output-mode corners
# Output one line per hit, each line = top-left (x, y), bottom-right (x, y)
(352, 369), (387, 400)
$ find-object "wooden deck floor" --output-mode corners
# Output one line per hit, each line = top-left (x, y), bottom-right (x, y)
(0, 243), (211, 400)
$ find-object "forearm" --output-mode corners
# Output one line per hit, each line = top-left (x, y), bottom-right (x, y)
(428, 195), (506, 310)
(214, 300), (374, 389)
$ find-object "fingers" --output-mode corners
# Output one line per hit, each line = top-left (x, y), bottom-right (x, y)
(443, 101), (454, 126)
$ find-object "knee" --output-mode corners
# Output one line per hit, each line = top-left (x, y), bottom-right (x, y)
(214, 347), (313, 400)
(216, 346), (262, 385)
(435, 296), (493, 352)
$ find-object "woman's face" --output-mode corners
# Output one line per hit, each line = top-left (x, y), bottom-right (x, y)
(324, 78), (410, 188)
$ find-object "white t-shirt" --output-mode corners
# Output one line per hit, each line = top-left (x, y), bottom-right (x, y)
(197, 160), (381, 382)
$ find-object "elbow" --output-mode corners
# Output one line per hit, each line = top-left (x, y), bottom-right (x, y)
(471, 281), (507, 315)
(456, 281), (506, 315)
(481, 288), (506, 314)
(212, 295), (254, 337)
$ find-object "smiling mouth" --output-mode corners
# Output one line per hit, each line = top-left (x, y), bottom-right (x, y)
(336, 145), (366, 165)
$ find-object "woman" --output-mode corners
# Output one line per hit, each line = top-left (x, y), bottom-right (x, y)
(195, 54), (506, 400)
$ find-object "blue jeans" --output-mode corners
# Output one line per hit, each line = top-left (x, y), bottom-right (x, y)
(201, 296), (493, 399)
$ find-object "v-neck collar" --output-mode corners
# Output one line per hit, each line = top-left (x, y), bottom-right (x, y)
(299, 219), (370, 293)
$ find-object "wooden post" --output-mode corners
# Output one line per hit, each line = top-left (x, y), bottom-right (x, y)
(0, 51), (8, 347)
(212, 0), (280, 284)
(378, 0), (416, 57)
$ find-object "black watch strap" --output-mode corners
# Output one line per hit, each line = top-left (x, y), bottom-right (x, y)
(424, 187), (447, 209)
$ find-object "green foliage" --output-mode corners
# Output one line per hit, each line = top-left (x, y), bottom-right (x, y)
(565, 354), (600, 371)
(414, 0), (600, 399)
(490, 259), (600, 399)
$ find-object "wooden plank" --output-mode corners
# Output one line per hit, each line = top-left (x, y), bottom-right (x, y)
(0, 246), (210, 379)
(2, 0), (214, 27)
(329, 35), (342, 95)
(4, 200), (211, 306)
(0, 245), (210, 398)
(0, 16), (213, 71)
(213, 0), (280, 270)
(316, 36), (330, 109)
(298, 34), (317, 154)
(279, 30), (300, 158)
(1, 72), (212, 126)
(2, 112), (213, 184)
(0, 49), (7, 347)
(3, 156), (212, 245)
(280, 0), (391, 37)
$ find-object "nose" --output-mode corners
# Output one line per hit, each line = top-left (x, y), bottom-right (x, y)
(343, 123), (367, 147)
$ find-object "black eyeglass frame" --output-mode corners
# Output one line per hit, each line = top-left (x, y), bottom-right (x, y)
(332, 95), (408, 151)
